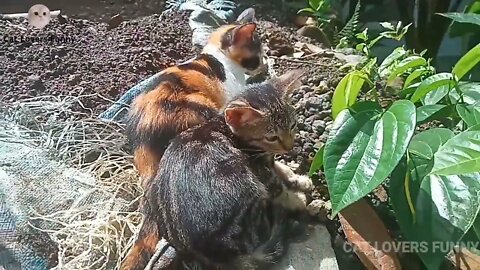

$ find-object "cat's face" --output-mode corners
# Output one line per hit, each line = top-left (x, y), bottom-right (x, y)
(225, 70), (305, 154)
(207, 9), (264, 75)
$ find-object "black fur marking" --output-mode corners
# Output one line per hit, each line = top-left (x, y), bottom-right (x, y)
(221, 28), (234, 49)
(241, 56), (260, 71)
(144, 72), (183, 93)
(177, 55), (226, 82)
(198, 54), (227, 81)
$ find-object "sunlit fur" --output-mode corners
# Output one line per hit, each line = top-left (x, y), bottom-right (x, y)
(122, 13), (264, 270)
(225, 85), (297, 154)
(126, 21), (263, 182)
(125, 74), (304, 270)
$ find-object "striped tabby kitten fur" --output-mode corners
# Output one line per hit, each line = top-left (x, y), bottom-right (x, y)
(121, 70), (313, 270)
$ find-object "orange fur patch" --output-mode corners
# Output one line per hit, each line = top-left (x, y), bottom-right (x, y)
(207, 24), (236, 47)
(120, 232), (159, 270)
(130, 62), (226, 180)
(134, 145), (161, 181)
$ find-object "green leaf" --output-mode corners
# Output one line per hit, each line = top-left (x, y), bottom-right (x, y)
(453, 43), (480, 80)
(474, 215), (480, 241)
(404, 68), (428, 88)
(423, 85), (450, 105)
(400, 82), (420, 98)
(309, 145), (325, 176)
(416, 104), (455, 125)
(378, 47), (408, 78)
(415, 173), (480, 268)
(325, 100), (416, 215)
(331, 71), (368, 119)
(356, 28), (368, 41)
(387, 56), (428, 84)
(309, 0), (320, 10)
(431, 130), (480, 175)
(409, 128), (455, 160)
(297, 7), (315, 14)
(450, 82), (480, 105)
(392, 127), (480, 269)
(457, 103), (480, 127)
(380, 21), (395, 30)
(439, 12), (480, 26)
(411, 73), (454, 103)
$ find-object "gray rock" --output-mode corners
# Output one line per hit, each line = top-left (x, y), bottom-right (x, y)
(274, 224), (339, 270)
(312, 120), (325, 133)
(305, 97), (323, 108)
(333, 52), (367, 67)
(108, 14), (124, 30)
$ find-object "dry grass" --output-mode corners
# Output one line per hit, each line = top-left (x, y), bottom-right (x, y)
(0, 94), (144, 270)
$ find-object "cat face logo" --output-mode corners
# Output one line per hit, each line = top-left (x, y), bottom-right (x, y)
(27, 4), (51, 29)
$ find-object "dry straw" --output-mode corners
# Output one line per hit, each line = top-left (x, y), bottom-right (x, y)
(0, 94), (144, 270)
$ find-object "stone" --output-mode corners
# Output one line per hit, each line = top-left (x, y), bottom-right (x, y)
(108, 14), (124, 30)
(305, 97), (323, 108)
(57, 14), (67, 24)
(333, 52), (367, 68)
(297, 26), (331, 47)
(27, 75), (45, 90)
(312, 120), (326, 133)
(67, 74), (80, 85)
(274, 224), (339, 270)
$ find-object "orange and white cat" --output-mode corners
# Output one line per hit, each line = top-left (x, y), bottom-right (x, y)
(126, 10), (264, 182)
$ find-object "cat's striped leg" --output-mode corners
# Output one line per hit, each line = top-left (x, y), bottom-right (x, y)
(273, 161), (313, 192)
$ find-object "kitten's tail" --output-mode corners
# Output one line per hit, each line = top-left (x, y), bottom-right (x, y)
(233, 208), (293, 270)
(120, 216), (160, 270)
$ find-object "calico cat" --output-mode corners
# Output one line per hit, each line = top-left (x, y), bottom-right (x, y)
(120, 70), (312, 270)
(126, 9), (264, 181)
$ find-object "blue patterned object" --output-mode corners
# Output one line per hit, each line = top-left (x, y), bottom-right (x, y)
(0, 184), (49, 270)
(98, 72), (165, 122)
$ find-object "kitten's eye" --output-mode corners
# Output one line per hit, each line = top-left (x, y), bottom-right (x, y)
(290, 122), (297, 130)
(34, 12), (39, 16)
(43, 12), (46, 16)
(265, 135), (279, 142)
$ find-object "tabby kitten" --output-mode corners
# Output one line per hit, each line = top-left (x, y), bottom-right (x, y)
(120, 70), (311, 270)
(126, 8), (264, 181)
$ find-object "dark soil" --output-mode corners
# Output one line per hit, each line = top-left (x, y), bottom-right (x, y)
(0, 11), (195, 113)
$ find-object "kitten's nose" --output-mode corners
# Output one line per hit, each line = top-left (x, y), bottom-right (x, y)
(281, 136), (294, 151)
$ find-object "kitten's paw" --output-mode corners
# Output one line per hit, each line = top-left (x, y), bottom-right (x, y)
(274, 190), (307, 211)
(306, 199), (323, 216)
(292, 174), (314, 192)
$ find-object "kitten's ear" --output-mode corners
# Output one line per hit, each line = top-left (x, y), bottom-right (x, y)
(236, 8), (255, 24)
(232, 23), (256, 46)
(271, 69), (306, 98)
(225, 101), (264, 130)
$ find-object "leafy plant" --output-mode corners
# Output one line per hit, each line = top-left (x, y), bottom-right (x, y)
(354, 22), (412, 57)
(394, 0), (465, 59)
(310, 21), (480, 268)
(333, 0), (361, 47)
(439, 12), (480, 27)
(298, 0), (333, 25)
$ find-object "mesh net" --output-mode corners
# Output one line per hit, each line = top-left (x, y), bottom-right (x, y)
(0, 95), (142, 270)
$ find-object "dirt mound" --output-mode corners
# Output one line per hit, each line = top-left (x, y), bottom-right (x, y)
(0, 11), (195, 113)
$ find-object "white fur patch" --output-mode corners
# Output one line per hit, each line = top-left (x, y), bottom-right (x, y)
(202, 44), (247, 101)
